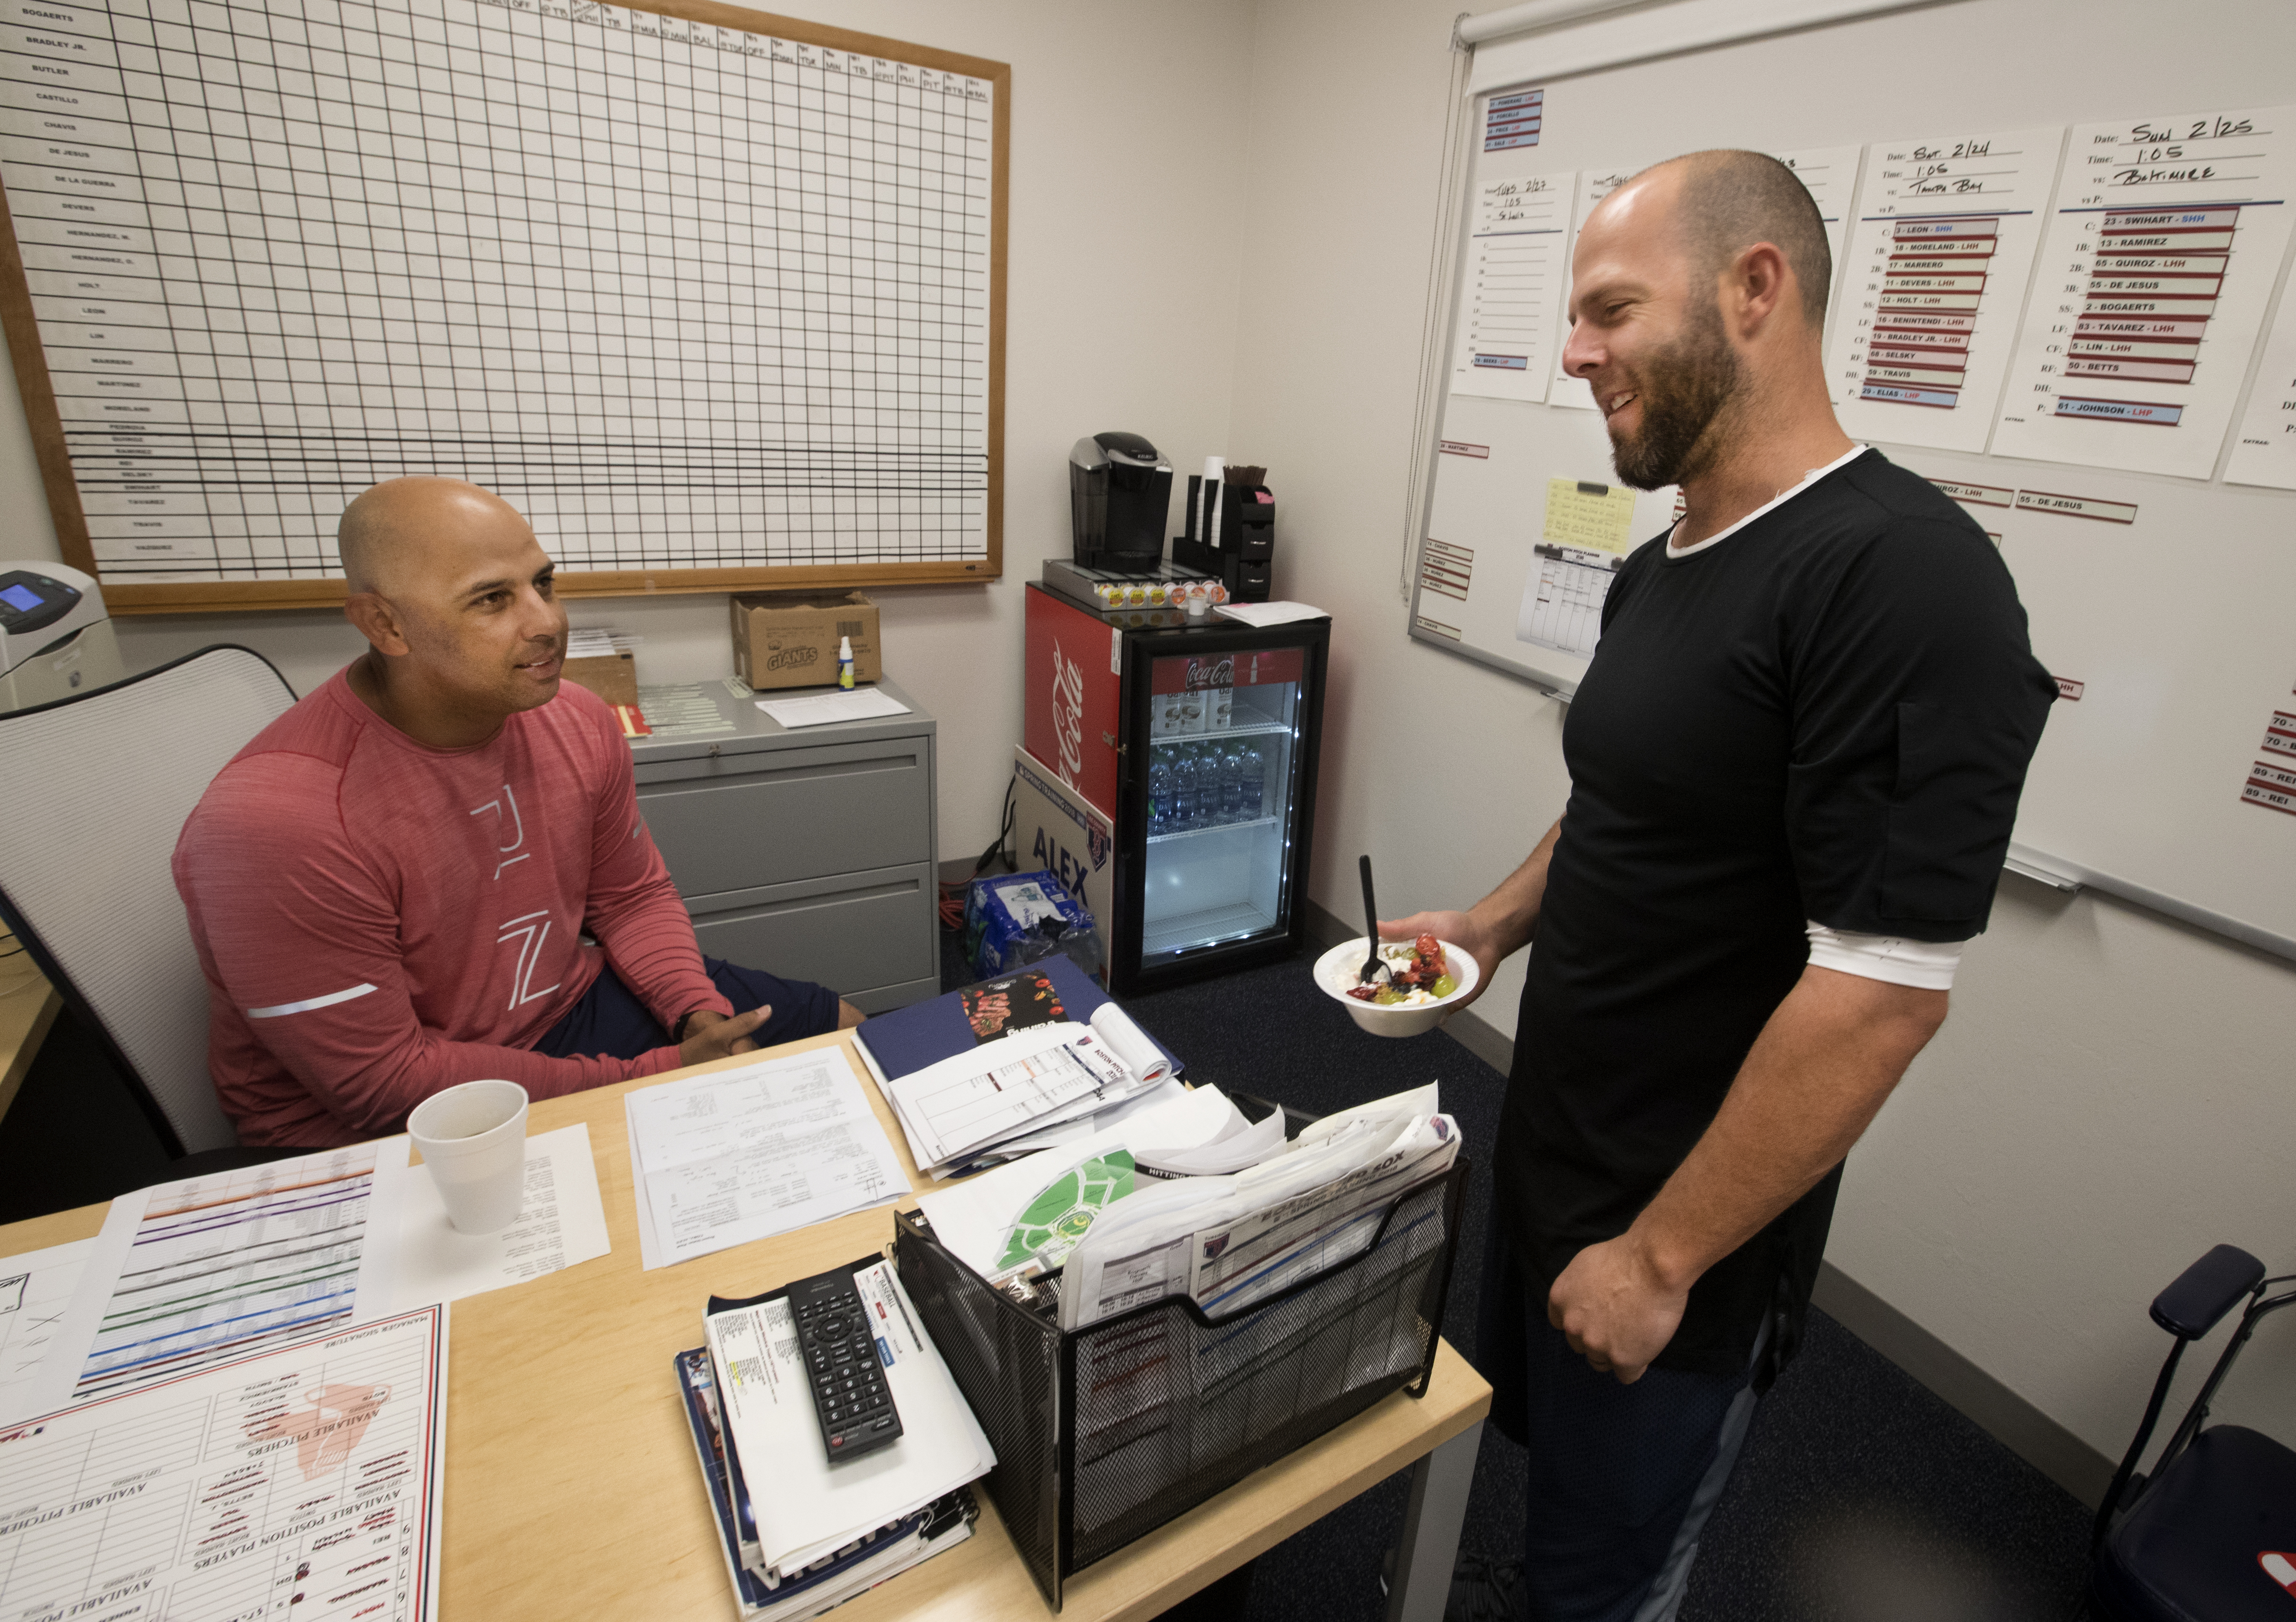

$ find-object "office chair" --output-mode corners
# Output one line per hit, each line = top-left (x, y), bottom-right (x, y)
(0, 644), (298, 1170)
(2085, 1243), (2296, 1620)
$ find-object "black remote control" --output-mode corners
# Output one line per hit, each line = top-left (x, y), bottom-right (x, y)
(787, 1266), (904, 1462)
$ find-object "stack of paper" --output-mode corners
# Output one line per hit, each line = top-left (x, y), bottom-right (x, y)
(625, 1047), (909, 1270)
(0, 1303), (449, 1622)
(914, 1084), (1274, 1282)
(566, 625), (643, 657)
(681, 1257), (992, 1619)
(1059, 1082), (1461, 1329)
(877, 1005), (1174, 1177)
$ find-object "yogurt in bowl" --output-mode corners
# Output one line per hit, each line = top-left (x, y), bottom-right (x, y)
(1313, 936), (1481, 1038)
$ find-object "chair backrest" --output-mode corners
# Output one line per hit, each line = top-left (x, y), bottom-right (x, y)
(0, 645), (297, 1155)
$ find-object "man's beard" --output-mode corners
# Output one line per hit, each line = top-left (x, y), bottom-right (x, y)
(1606, 301), (1741, 491)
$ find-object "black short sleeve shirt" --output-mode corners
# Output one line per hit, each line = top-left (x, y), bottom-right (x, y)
(1496, 449), (2057, 1376)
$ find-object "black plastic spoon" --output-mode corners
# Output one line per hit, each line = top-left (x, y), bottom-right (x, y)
(1359, 855), (1382, 984)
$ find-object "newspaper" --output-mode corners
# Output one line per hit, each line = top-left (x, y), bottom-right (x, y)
(912, 1085), (1247, 1279)
(1059, 1088), (1460, 1330)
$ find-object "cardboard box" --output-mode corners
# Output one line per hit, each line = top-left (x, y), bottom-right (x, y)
(1011, 746), (1116, 971)
(730, 590), (883, 690)
(560, 650), (638, 706)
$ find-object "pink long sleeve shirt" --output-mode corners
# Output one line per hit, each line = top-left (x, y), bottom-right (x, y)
(173, 666), (731, 1147)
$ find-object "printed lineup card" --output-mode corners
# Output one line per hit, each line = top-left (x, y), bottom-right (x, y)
(1826, 127), (2063, 453)
(1995, 105), (2296, 479)
(2225, 286), (2296, 488)
(1450, 171), (1577, 404)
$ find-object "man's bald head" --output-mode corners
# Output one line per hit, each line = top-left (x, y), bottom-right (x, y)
(1624, 150), (1833, 327)
(338, 477), (531, 598)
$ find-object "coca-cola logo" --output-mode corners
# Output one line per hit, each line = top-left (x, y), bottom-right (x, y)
(1049, 641), (1086, 783)
(1184, 657), (1234, 693)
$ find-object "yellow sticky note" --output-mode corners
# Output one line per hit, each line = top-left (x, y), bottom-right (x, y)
(1541, 477), (1640, 555)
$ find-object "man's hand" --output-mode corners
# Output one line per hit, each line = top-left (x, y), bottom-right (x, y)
(1375, 818), (1561, 1010)
(1377, 909), (1499, 1010)
(1547, 1233), (1688, 1385)
(677, 1006), (771, 1066)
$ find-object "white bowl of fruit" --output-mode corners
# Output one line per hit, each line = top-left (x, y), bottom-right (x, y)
(1314, 933), (1481, 1038)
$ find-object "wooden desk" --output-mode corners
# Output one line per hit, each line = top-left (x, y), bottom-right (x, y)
(0, 931), (62, 1129)
(0, 1031), (1489, 1622)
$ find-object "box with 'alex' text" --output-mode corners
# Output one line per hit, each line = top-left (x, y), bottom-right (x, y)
(1011, 746), (1115, 972)
(730, 590), (883, 690)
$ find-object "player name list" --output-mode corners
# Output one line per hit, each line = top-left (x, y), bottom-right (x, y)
(0, 0), (994, 580)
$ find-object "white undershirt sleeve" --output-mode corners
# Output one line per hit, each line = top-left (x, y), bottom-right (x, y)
(1804, 921), (1963, 991)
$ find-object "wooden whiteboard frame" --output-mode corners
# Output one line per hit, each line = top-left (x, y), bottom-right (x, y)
(0, 2), (1008, 615)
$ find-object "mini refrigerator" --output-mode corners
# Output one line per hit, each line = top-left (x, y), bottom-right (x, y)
(1023, 583), (1329, 994)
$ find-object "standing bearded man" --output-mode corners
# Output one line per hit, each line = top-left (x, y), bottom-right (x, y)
(1385, 151), (2056, 1620)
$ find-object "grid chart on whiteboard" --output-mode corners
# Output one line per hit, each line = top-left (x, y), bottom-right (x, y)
(0, 0), (995, 581)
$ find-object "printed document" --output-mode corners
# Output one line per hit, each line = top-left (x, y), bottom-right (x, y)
(887, 1007), (1170, 1170)
(1995, 104), (2296, 478)
(626, 1047), (906, 1270)
(394, 1123), (610, 1308)
(706, 1260), (994, 1576)
(1060, 1084), (1460, 1329)
(756, 688), (911, 728)
(0, 1302), (448, 1622)
(0, 1238), (89, 1423)
(915, 1084), (1248, 1278)
(23, 1141), (409, 1417)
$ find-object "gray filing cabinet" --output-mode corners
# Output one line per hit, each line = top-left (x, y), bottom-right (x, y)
(628, 678), (939, 1014)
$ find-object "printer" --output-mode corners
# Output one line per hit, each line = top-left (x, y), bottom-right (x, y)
(0, 561), (127, 713)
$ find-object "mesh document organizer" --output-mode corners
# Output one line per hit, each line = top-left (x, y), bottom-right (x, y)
(893, 1157), (1469, 1609)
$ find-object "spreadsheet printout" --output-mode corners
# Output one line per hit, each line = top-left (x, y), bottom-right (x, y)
(1825, 126), (2062, 453)
(1516, 544), (1617, 657)
(0, 1304), (446, 1622)
(23, 1141), (408, 1417)
(1993, 104), (2296, 479)
(0, 0), (995, 583)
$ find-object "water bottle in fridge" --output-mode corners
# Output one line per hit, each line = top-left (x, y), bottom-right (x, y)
(1218, 742), (1243, 822)
(1148, 749), (1171, 836)
(1172, 744), (1199, 830)
(1239, 742), (1265, 819)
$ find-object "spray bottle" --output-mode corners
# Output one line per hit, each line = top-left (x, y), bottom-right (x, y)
(837, 635), (856, 689)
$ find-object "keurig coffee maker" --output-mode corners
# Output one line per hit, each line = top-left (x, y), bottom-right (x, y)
(1068, 431), (1172, 567)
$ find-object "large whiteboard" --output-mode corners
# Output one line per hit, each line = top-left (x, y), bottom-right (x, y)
(0, 0), (1006, 610)
(1408, 0), (2296, 961)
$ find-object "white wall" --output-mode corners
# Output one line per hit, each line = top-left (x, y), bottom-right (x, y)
(1, 0), (1258, 859)
(1228, 0), (2296, 1466)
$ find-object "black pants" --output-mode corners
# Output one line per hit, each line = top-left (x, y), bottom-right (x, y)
(1477, 1222), (1764, 1622)
(534, 957), (839, 1059)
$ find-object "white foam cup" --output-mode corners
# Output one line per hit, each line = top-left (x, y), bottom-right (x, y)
(407, 1079), (530, 1234)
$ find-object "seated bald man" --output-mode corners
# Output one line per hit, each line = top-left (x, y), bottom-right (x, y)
(173, 478), (862, 1148)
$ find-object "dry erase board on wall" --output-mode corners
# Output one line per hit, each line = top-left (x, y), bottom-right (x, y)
(0, 0), (1008, 612)
(1407, 0), (2296, 961)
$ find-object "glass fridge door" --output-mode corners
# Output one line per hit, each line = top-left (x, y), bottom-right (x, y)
(1138, 644), (1308, 965)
